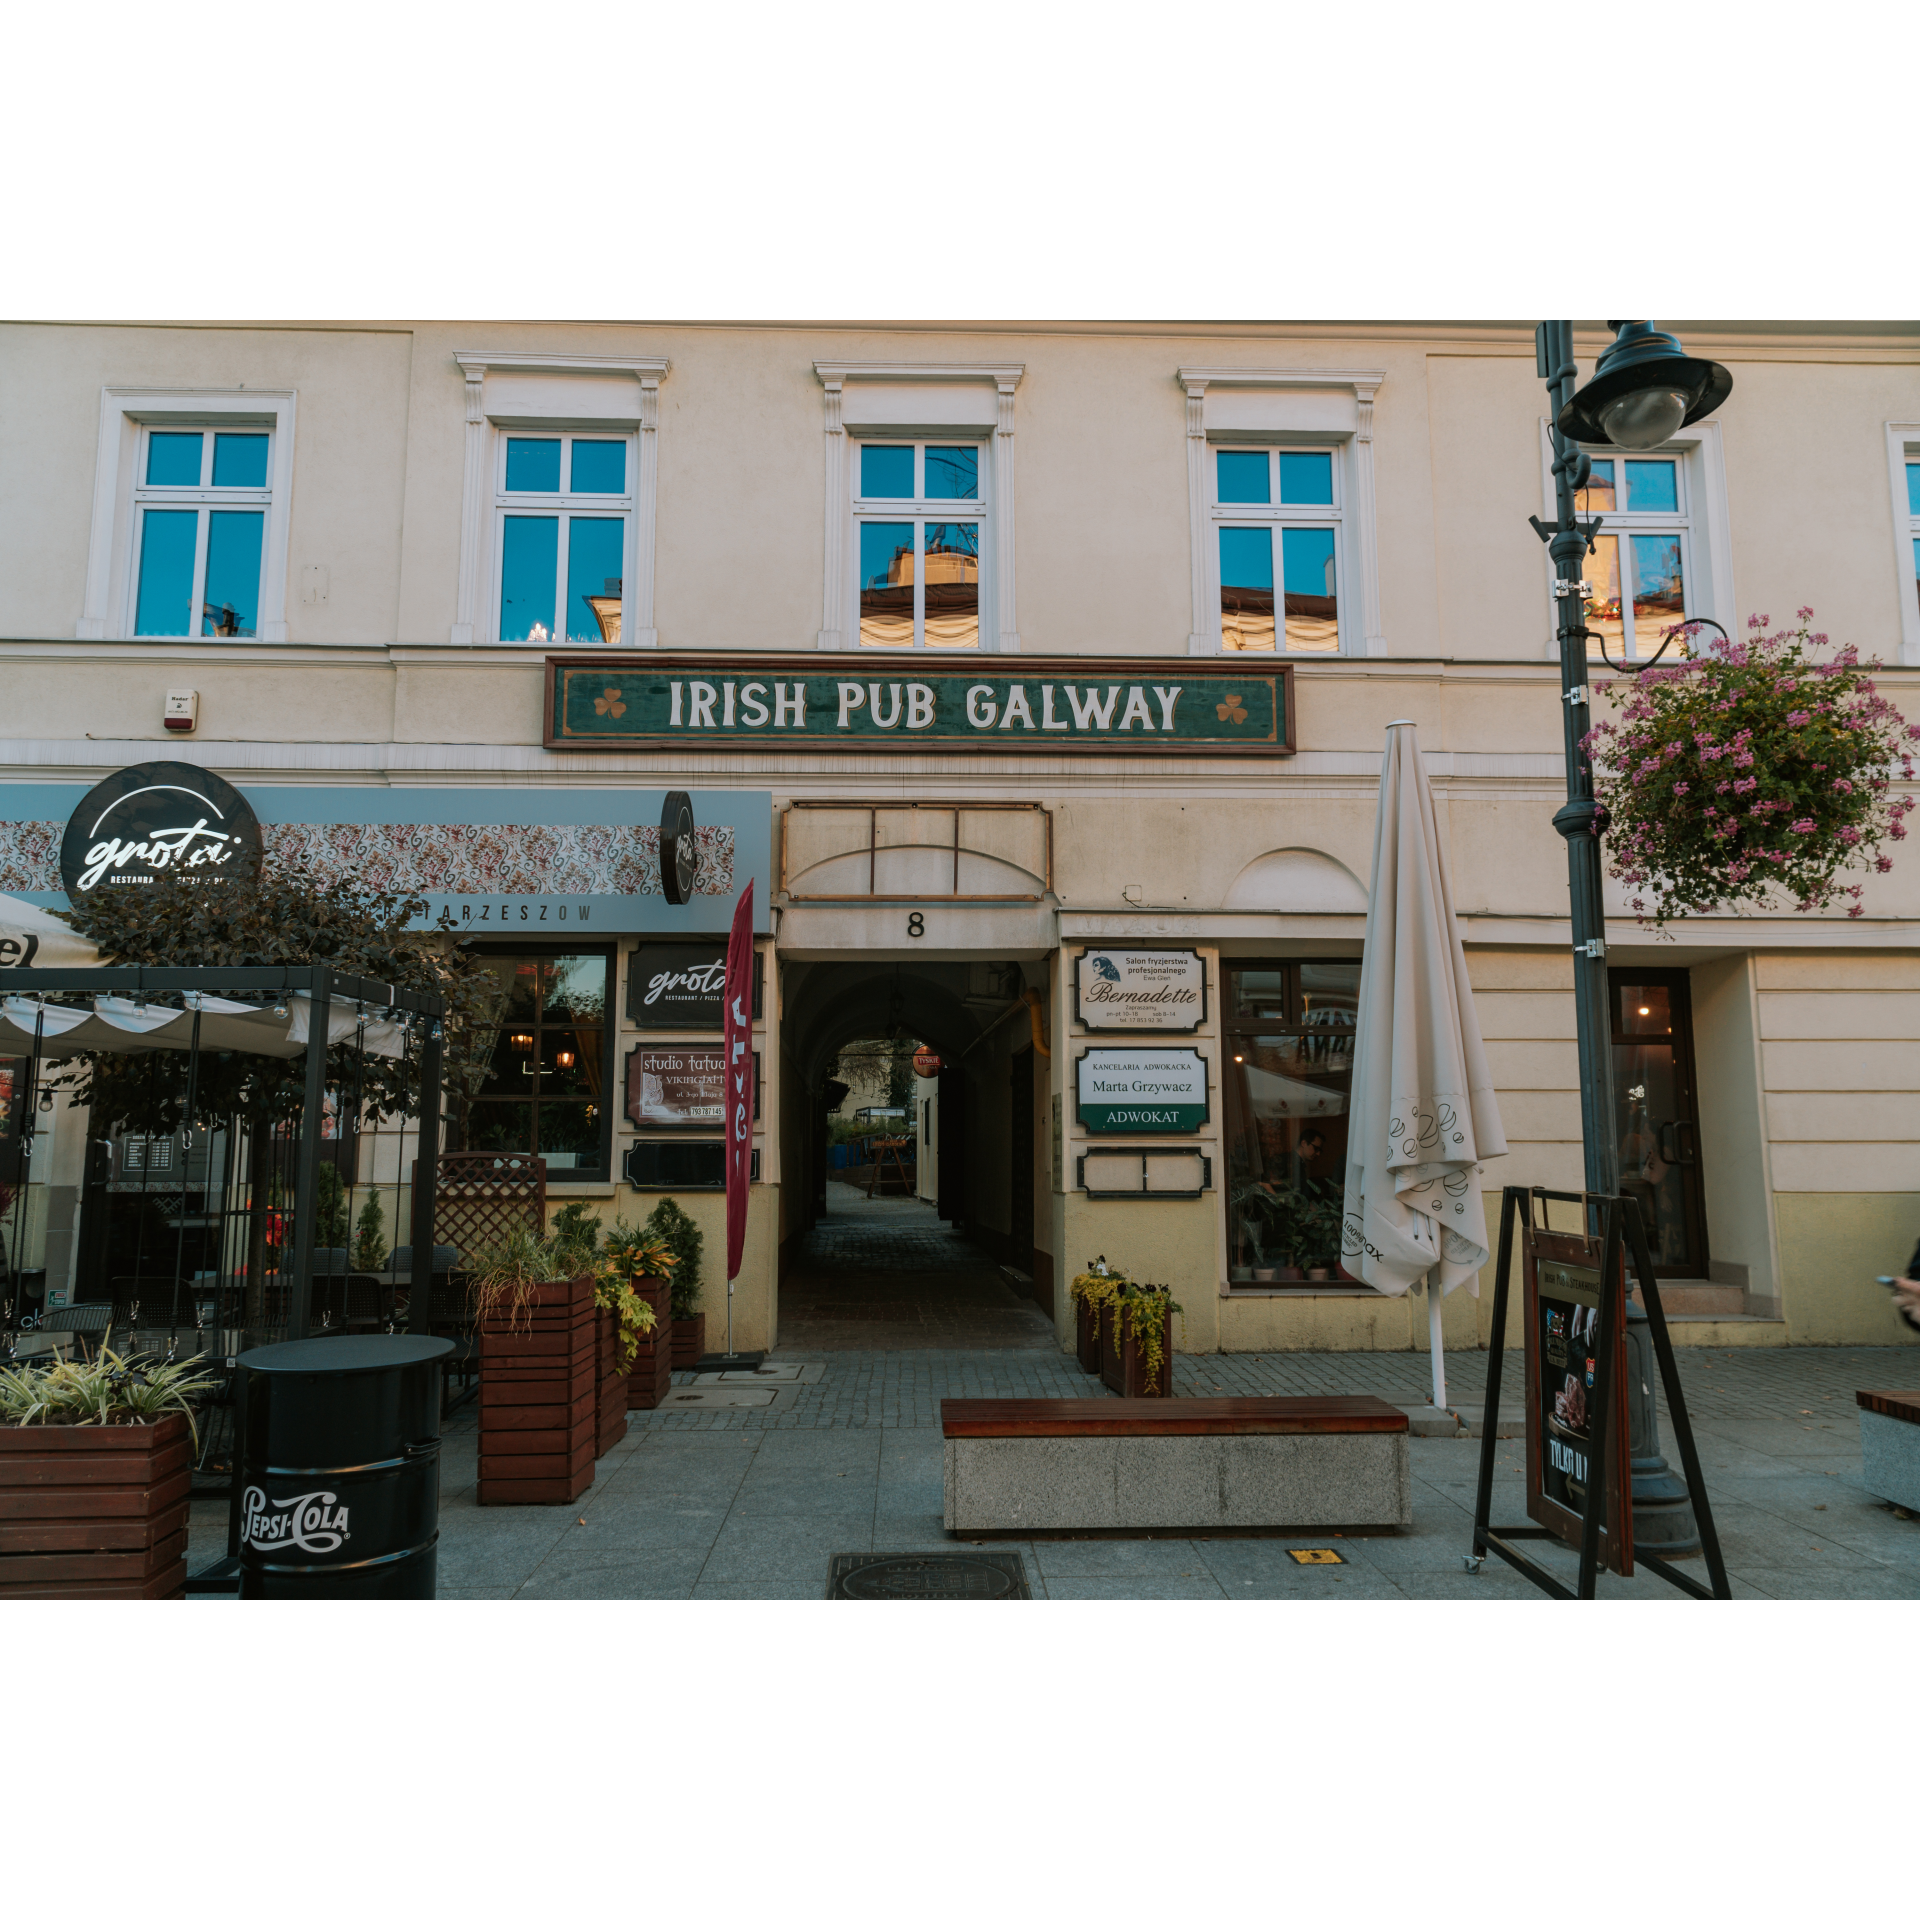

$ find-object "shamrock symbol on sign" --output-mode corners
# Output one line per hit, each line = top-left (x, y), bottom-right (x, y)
(594, 687), (627, 718)
(1216, 693), (1248, 724)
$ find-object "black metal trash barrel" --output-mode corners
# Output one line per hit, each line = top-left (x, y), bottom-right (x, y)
(236, 1335), (453, 1599)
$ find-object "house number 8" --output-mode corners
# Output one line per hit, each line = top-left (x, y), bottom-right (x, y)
(907, 912), (925, 938)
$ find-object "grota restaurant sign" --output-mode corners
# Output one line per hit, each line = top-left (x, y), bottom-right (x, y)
(60, 762), (264, 897)
(546, 655), (1295, 756)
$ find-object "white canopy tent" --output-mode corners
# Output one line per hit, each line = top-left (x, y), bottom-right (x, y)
(1, 992), (408, 1060)
(1341, 723), (1509, 1411)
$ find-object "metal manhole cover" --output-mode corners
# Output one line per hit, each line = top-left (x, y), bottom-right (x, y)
(661, 1387), (778, 1409)
(827, 1552), (1030, 1600)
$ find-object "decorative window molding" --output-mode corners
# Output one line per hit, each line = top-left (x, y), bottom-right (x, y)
(814, 362), (1023, 652)
(78, 387), (297, 642)
(452, 351), (668, 647)
(1538, 417), (1735, 663)
(1178, 368), (1384, 658)
(1886, 421), (1920, 665)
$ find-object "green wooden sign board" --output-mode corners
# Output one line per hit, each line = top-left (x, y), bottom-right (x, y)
(544, 655), (1294, 756)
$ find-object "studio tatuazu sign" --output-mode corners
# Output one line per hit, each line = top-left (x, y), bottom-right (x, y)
(545, 655), (1295, 756)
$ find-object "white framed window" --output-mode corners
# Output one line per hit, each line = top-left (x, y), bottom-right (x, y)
(1887, 424), (1920, 665)
(78, 388), (297, 642)
(815, 363), (1023, 652)
(1179, 369), (1384, 657)
(452, 353), (668, 647)
(852, 440), (986, 649)
(1210, 445), (1343, 653)
(1574, 450), (1692, 663)
(1539, 417), (1734, 665)
(493, 431), (635, 645)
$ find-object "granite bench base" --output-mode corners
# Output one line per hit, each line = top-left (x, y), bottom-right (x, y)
(1858, 1389), (1920, 1510)
(940, 1397), (1411, 1535)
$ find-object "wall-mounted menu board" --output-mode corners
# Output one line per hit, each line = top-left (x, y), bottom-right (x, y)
(1523, 1224), (1633, 1577)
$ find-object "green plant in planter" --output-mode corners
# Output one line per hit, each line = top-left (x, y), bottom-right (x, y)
(598, 1227), (670, 1370)
(640, 1197), (704, 1318)
(1587, 610), (1919, 926)
(1112, 1283), (1183, 1393)
(1069, 1255), (1128, 1324)
(353, 1189), (388, 1273)
(315, 1162), (349, 1253)
(0, 1348), (214, 1443)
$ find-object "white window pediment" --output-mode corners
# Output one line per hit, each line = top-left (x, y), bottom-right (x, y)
(451, 351), (668, 648)
(1178, 367), (1385, 659)
(815, 362), (1023, 653)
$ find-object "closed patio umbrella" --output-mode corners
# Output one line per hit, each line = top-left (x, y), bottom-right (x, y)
(1341, 723), (1508, 1411)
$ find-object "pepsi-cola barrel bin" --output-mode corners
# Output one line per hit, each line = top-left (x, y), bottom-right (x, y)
(236, 1335), (453, 1600)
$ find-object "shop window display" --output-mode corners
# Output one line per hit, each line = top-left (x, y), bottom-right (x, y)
(1223, 960), (1361, 1287)
(460, 948), (612, 1180)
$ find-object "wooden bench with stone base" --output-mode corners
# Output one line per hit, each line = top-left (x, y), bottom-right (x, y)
(941, 1396), (1411, 1535)
(1857, 1388), (1920, 1512)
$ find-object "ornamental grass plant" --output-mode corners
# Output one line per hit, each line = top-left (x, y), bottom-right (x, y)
(1587, 611), (1918, 927)
(0, 1348), (213, 1441)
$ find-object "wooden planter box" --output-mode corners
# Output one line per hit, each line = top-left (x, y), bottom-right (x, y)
(671, 1312), (705, 1366)
(594, 1306), (628, 1459)
(1074, 1296), (1103, 1374)
(625, 1274), (674, 1412)
(1097, 1300), (1174, 1399)
(0, 1412), (193, 1599)
(478, 1276), (597, 1505)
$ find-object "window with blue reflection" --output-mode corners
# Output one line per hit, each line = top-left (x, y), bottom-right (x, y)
(1215, 451), (1270, 504)
(1219, 525), (1273, 589)
(212, 433), (269, 488)
(925, 446), (978, 500)
(146, 433), (203, 486)
(1283, 527), (1337, 598)
(861, 521), (914, 589)
(860, 445), (915, 499)
(202, 511), (264, 636)
(506, 439), (563, 492)
(565, 518), (625, 643)
(1907, 463), (1920, 516)
(134, 510), (198, 635)
(569, 441), (626, 494)
(1625, 460), (1679, 512)
(1278, 451), (1334, 506)
(1577, 459), (1617, 514)
(1630, 533), (1685, 622)
(500, 516), (559, 642)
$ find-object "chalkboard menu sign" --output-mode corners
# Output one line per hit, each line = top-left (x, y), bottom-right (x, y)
(1523, 1222), (1633, 1577)
(626, 942), (762, 1029)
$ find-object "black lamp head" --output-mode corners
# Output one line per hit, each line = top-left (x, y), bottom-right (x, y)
(1557, 321), (1732, 451)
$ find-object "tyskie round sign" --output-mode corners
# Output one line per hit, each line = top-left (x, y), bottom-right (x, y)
(60, 761), (264, 899)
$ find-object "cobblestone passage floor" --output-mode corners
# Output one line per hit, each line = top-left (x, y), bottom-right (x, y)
(772, 1182), (1057, 1352)
(352, 1339), (1920, 1601)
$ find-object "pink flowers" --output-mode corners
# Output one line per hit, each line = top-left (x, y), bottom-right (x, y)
(1786, 711), (1810, 726)
(1833, 778), (1853, 794)
(1674, 782), (1690, 795)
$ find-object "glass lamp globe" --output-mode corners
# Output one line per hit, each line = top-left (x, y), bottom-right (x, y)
(1598, 385), (1690, 450)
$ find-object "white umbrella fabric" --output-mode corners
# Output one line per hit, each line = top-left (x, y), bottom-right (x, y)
(0, 894), (104, 970)
(1341, 722), (1508, 1410)
(0, 991), (409, 1059)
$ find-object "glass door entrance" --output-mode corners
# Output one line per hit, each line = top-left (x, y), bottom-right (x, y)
(1609, 970), (1709, 1278)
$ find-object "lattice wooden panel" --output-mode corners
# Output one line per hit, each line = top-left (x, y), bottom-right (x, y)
(434, 1151), (548, 1263)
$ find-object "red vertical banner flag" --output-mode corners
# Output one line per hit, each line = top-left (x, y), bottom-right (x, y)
(723, 880), (755, 1282)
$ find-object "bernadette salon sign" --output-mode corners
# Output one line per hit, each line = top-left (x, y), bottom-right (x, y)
(1074, 950), (1206, 1032)
(546, 656), (1294, 757)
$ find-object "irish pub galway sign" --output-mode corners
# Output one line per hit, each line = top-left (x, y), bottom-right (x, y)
(545, 655), (1295, 757)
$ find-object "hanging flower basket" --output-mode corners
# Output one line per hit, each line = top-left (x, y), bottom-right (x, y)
(1586, 611), (1917, 926)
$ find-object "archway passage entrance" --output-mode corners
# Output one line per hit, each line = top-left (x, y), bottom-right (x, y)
(776, 958), (1053, 1352)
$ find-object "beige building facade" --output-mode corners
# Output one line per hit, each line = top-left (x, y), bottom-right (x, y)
(2, 320), (1917, 1354)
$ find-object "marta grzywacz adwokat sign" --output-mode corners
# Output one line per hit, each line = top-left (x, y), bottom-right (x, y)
(1076, 1048), (1209, 1134)
(545, 655), (1294, 757)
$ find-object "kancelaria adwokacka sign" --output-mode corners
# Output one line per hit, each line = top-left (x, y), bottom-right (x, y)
(545, 656), (1295, 756)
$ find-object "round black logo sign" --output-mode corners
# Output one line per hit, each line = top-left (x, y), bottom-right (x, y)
(60, 761), (264, 899)
(659, 789), (699, 905)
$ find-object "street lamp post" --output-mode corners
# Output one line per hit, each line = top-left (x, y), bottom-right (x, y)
(1533, 320), (1732, 1555)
